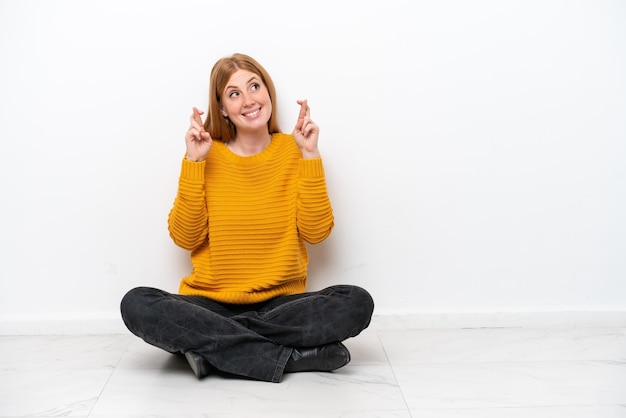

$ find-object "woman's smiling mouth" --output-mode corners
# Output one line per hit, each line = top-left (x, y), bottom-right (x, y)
(243, 109), (261, 117)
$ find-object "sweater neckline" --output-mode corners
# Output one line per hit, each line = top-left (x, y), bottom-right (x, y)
(218, 133), (283, 164)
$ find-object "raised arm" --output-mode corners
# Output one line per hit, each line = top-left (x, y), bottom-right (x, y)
(167, 108), (212, 250)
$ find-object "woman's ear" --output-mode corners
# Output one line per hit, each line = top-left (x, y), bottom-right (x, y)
(221, 108), (228, 117)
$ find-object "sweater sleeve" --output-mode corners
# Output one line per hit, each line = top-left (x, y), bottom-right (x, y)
(297, 157), (334, 244)
(167, 158), (209, 250)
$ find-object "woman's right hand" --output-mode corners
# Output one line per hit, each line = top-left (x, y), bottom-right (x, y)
(185, 107), (212, 162)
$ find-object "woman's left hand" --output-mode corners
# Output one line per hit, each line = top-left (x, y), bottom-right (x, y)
(292, 99), (320, 159)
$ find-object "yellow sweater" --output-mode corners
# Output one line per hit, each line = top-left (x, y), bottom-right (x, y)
(168, 133), (334, 304)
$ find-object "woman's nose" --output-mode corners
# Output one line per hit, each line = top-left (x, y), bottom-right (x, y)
(241, 93), (255, 106)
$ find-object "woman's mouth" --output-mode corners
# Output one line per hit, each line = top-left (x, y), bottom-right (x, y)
(243, 109), (260, 118)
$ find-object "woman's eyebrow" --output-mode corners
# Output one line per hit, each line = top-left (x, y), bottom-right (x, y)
(226, 77), (260, 90)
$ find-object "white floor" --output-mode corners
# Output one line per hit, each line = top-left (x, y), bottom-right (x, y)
(1, 324), (625, 417)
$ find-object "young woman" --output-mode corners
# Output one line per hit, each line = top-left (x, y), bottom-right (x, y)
(121, 53), (374, 383)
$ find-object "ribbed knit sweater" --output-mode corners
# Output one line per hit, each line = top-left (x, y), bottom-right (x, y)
(168, 133), (334, 304)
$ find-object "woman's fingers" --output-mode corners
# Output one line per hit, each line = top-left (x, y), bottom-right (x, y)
(296, 99), (309, 119)
(294, 99), (310, 132)
(187, 108), (207, 141)
(192, 107), (204, 124)
(189, 107), (204, 128)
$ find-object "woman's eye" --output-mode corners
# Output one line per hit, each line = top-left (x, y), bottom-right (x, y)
(251, 83), (260, 91)
(229, 91), (239, 98)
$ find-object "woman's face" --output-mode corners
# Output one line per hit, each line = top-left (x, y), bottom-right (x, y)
(220, 69), (272, 134)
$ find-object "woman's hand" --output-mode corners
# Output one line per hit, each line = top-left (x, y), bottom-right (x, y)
(292, 99), (320, 159)
(185, 107), (212, 162)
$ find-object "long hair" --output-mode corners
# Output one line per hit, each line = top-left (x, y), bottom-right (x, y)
(204, 53), (281, 142)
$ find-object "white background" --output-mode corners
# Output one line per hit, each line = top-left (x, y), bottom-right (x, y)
(1, 0), (625, 328)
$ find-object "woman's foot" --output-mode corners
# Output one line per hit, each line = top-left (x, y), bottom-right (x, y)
(184, 351), (211, 379)
(285, 342), (351, 373)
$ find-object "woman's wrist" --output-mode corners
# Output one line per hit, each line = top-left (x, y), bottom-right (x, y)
(301, 149), (321, 159)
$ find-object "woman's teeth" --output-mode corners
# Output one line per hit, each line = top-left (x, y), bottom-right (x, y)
(244, 109), (259, 117)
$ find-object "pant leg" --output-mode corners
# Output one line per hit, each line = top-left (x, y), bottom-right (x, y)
(232, 285), (375, 347)
(120, 287), (291, 383)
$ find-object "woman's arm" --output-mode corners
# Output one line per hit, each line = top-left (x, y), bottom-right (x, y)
(168, 108), (213, 250)
(297, 158), (334, 244)
(167, 159), (209, 250)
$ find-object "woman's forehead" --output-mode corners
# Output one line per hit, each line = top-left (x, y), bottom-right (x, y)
(226, 69), (261, 87)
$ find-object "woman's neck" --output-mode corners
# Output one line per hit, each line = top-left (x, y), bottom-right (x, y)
(227, 131), (272, 156)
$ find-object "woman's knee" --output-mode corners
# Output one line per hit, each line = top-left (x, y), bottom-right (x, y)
(332, 285), (374, 312)
(120, 286), (162, 328)
(351, 285), (375, 325)
(326, 284), (374, 329)
(121, 287), (146, 312)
